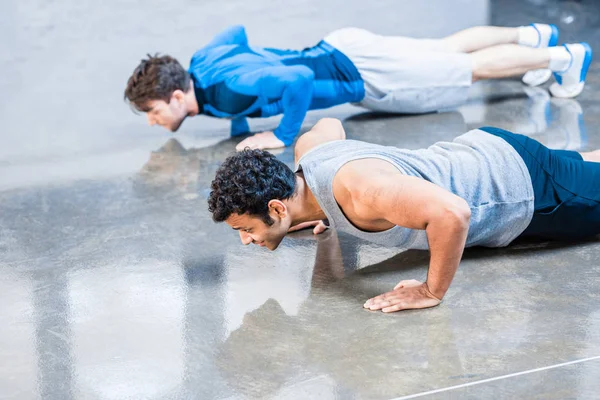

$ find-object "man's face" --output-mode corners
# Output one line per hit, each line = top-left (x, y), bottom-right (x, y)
(226, 210), (289, 251)
(144, 92), (188, 132)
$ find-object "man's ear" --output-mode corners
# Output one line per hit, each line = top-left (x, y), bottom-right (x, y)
(171, 89), (185, 103)
(268, 200), (287, 219)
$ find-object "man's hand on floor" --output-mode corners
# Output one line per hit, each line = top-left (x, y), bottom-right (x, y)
(363, 279), (441, 313)
(235, 131), (286, 151)
(288, 220), (328, 234)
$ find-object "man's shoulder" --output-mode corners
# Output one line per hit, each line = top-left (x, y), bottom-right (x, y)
(190, 48), (274, 80)
(332, 161), (383, 219)
(334, 160), (368, 188)
(336, 158), (401, 201)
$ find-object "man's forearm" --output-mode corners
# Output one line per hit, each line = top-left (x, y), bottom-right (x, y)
(424, 209), (470, 299)
(273, 83), (313, 145)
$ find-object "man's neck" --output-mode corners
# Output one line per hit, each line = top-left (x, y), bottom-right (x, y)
(288, 174), (327, 225)
(186, 79), (201, 116)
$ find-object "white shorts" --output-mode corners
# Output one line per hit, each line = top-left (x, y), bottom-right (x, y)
(324, 27), (473, 114)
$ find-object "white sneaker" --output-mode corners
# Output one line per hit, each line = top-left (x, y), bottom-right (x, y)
(549, 42), (593, 98)
(523, 23), (560, 87)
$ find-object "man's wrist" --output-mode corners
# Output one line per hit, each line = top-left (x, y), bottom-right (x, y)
(423, 281), (444, 301)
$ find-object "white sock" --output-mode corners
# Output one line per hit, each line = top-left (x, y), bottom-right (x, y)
(518, 25), (540, 47)
(548, 46), (572, 72)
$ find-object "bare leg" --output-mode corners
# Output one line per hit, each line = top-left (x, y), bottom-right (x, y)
(442, 26), (519, 53)
(471, 44), (550, 81)
(580, 150), (600, 162)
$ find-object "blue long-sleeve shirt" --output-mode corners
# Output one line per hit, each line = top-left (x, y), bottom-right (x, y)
(188, 25), (365, 145)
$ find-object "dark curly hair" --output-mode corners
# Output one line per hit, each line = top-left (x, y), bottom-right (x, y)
(124, 54), (191, 112)
(208, 149), (297, 225)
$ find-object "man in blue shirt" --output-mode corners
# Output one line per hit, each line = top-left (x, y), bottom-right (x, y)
(124, 24), (592, 151)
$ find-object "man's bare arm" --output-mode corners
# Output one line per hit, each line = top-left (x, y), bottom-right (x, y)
(336, 161), (471, 311)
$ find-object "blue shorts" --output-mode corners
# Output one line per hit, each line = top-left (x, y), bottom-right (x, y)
(480, 126), (600, 240)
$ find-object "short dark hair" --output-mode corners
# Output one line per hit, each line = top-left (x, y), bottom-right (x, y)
(124, 54), (191, 112)
(208, 149), (296, 225)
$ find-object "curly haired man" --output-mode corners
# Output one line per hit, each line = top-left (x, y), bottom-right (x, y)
(208, 118), (600, 313)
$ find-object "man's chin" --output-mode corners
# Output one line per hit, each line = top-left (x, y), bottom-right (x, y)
(266, 239), (284, 251)
(169, 117), (187, 132)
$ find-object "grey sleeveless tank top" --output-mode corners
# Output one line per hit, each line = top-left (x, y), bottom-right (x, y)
(295, 129), (534, 249)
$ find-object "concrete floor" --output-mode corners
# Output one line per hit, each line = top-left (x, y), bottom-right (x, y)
(1, 0), (600, 399)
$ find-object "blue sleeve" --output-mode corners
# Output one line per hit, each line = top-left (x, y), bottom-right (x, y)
(231, 65), (315, 146)
(230, 117), (250, 137)
(205, 25), (248, 49)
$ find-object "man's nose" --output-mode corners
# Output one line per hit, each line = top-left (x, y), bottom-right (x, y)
(239, 231), (253, 245)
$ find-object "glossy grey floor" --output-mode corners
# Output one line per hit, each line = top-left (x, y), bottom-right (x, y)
(1, 0), (600, 399)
